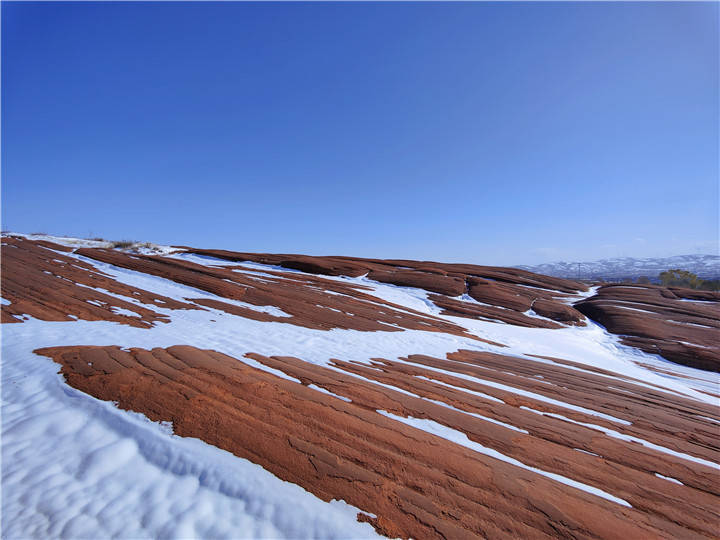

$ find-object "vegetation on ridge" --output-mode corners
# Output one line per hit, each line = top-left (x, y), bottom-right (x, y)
(659, 269), (720, 291)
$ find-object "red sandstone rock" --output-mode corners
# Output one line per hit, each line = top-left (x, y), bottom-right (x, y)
(4, 235), (720, 538)
(183, 248), (589, 327)
(574, 284), (720, 372)
(531, 298), (585, 324)
(0, 237), (195, 327)
(467, 278), (534, 311)
(367, 269), (466, 296)
(429, 294), (564, 329)
(34, 345), (720, 539)
(1, 237), (476, 337)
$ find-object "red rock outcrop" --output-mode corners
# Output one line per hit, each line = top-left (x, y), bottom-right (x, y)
(429, 294), (564, 329)
(181, 248), (590, 326)
(466, 278), (535, 311)
(0, 236), (196, 327)
(574, 284), (720, 372)
(1, 237), (590, 334)
(0, 237), (476, 337)
(36, 345), (720, 539)
(4, 234), (720, 538)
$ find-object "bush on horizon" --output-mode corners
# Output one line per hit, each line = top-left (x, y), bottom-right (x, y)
(659, 269), (720, 291)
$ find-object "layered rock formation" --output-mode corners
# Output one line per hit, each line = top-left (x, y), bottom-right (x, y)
(574, 283), (720, 372)
(181, 248), (590, 327)
(3, 234), (719, 539)
(35, 344), (720, 539)
(2, 236), (589, 332)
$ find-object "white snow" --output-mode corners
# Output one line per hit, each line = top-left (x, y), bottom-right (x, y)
(574, 448), (600, 457)
(654, 473), (684, 485)
(306, 384), (352, 402)
(199, 293), (294, 318)
(2, 349), (380, 539)
(168, 252), (245, 268)
(110, 306), (141, 318)
(613, 305), (659, 315)
(6, 232), (115, 249)
(679, 298), (717, 304)
(667, 320), (715, 329)
(6, 232), (184, 257)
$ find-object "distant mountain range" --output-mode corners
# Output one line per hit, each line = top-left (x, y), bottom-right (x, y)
(517, 254), (720, 281)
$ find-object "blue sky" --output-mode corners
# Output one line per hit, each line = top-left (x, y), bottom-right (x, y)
(2, 2), (717, 265)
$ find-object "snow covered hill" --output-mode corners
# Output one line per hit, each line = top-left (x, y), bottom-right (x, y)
(517, 254), (720, 281)
(2, 233), (719, 539)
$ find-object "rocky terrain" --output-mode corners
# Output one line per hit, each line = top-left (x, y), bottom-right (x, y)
(2, 233), (719, 539)
(575, 284), (720, 374)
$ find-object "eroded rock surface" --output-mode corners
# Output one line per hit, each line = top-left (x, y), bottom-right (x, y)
(3, 234), (719, 539)
(1, 237), (473, 337)
(0, 236), (195, 327)
(180, 248), (590, 327)
(1, 237), (590, 333)
(36, 345), (720, 539)
(574, 283), (720, 372)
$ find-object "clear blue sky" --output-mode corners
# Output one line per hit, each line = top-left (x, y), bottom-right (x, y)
(2, 2), (718, 265)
